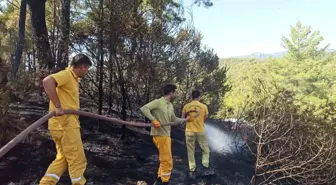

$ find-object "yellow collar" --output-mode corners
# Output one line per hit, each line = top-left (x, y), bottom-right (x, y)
(66, 67), (79, 81)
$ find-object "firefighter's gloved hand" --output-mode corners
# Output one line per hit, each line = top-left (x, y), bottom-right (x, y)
(187, 116), (195, 122)
(152, 120), (161, 128)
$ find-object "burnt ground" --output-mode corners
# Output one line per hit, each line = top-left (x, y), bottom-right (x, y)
(0, 101), (254, 185)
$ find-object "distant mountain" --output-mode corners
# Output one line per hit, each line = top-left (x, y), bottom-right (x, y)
(325, 48), (336, 53)
(232, 51), (287, 59)
(226, 48), (336, 59)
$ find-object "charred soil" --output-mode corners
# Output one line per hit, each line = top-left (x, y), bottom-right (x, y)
(0, 102), (254, 185)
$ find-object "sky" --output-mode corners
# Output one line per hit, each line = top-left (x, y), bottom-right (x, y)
(1, 0), (335, 59)
(183, 0), (336, 58)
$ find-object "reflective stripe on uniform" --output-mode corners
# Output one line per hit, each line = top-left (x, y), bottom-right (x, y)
(71, 177), (82, 183)
(161, 172), (171, 176)
(45, 173), (60, 180)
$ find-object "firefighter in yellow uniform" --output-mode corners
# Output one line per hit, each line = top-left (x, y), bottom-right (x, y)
(182, 90), (210, 179)
(39, 54), (92, 185)
(140, 84), (193, 185)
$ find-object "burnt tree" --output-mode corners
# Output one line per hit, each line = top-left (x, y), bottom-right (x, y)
(27, 0), (54, 70)
(11, 0), (27, 78)
(98, 0), (104, 115)
(56, 0), (71, 70)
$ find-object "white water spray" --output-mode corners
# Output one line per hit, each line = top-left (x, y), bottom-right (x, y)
(205, 123), (245, 154)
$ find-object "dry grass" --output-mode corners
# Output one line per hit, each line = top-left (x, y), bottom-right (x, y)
(245, 92), (336, 185)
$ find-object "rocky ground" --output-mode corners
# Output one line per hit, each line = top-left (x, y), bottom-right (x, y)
(0, 99), (254, 185)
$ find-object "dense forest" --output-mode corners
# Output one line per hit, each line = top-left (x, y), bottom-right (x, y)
(0, 0), (336, 184)
(219, 22), (336, 127)
(0, 0), (228, 138)
(220, 21), (336, 185)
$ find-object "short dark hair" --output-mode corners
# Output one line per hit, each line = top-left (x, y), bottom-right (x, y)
(71, 54), (92, 67)
(191, 90), (201, 99)
(163, 84), (177, 95)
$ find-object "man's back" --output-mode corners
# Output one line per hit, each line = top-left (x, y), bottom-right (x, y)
(183, 100), (208, 133)
(48, 68), (80, 130)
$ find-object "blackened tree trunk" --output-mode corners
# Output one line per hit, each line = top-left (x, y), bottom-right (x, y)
(11, 0), (27, 78)
(97, 0), (104, 115)
(27, 0), (54, 70)
(120, 80), (127, 140)
(56, 0), (70, 70)
(108, 8), (114, 114)
(113, 54), (128, 140)
(108, 53), (113, 114)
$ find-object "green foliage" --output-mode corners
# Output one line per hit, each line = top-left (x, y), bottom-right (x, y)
(219, 22), (336, 127)
(0, 0), (226, 119)
(281, 21), (330, 61)
(173, 38), (230, 114)
(218, 58), (271, 117)
(245, 85), (336, 185)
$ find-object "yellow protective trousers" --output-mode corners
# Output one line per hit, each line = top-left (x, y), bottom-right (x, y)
(185, 132), (210, 172)
(153, 136), (173, 182)
(39, 128), (87, 185)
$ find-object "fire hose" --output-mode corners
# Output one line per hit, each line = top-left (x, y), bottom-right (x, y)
(0, 109), (199, 159)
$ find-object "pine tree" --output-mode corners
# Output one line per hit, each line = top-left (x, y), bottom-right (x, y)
(281, 21), (330, 61)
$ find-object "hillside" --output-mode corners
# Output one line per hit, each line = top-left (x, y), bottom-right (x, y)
(225, 48), (336, 59)
(0, 97), (254, 185)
